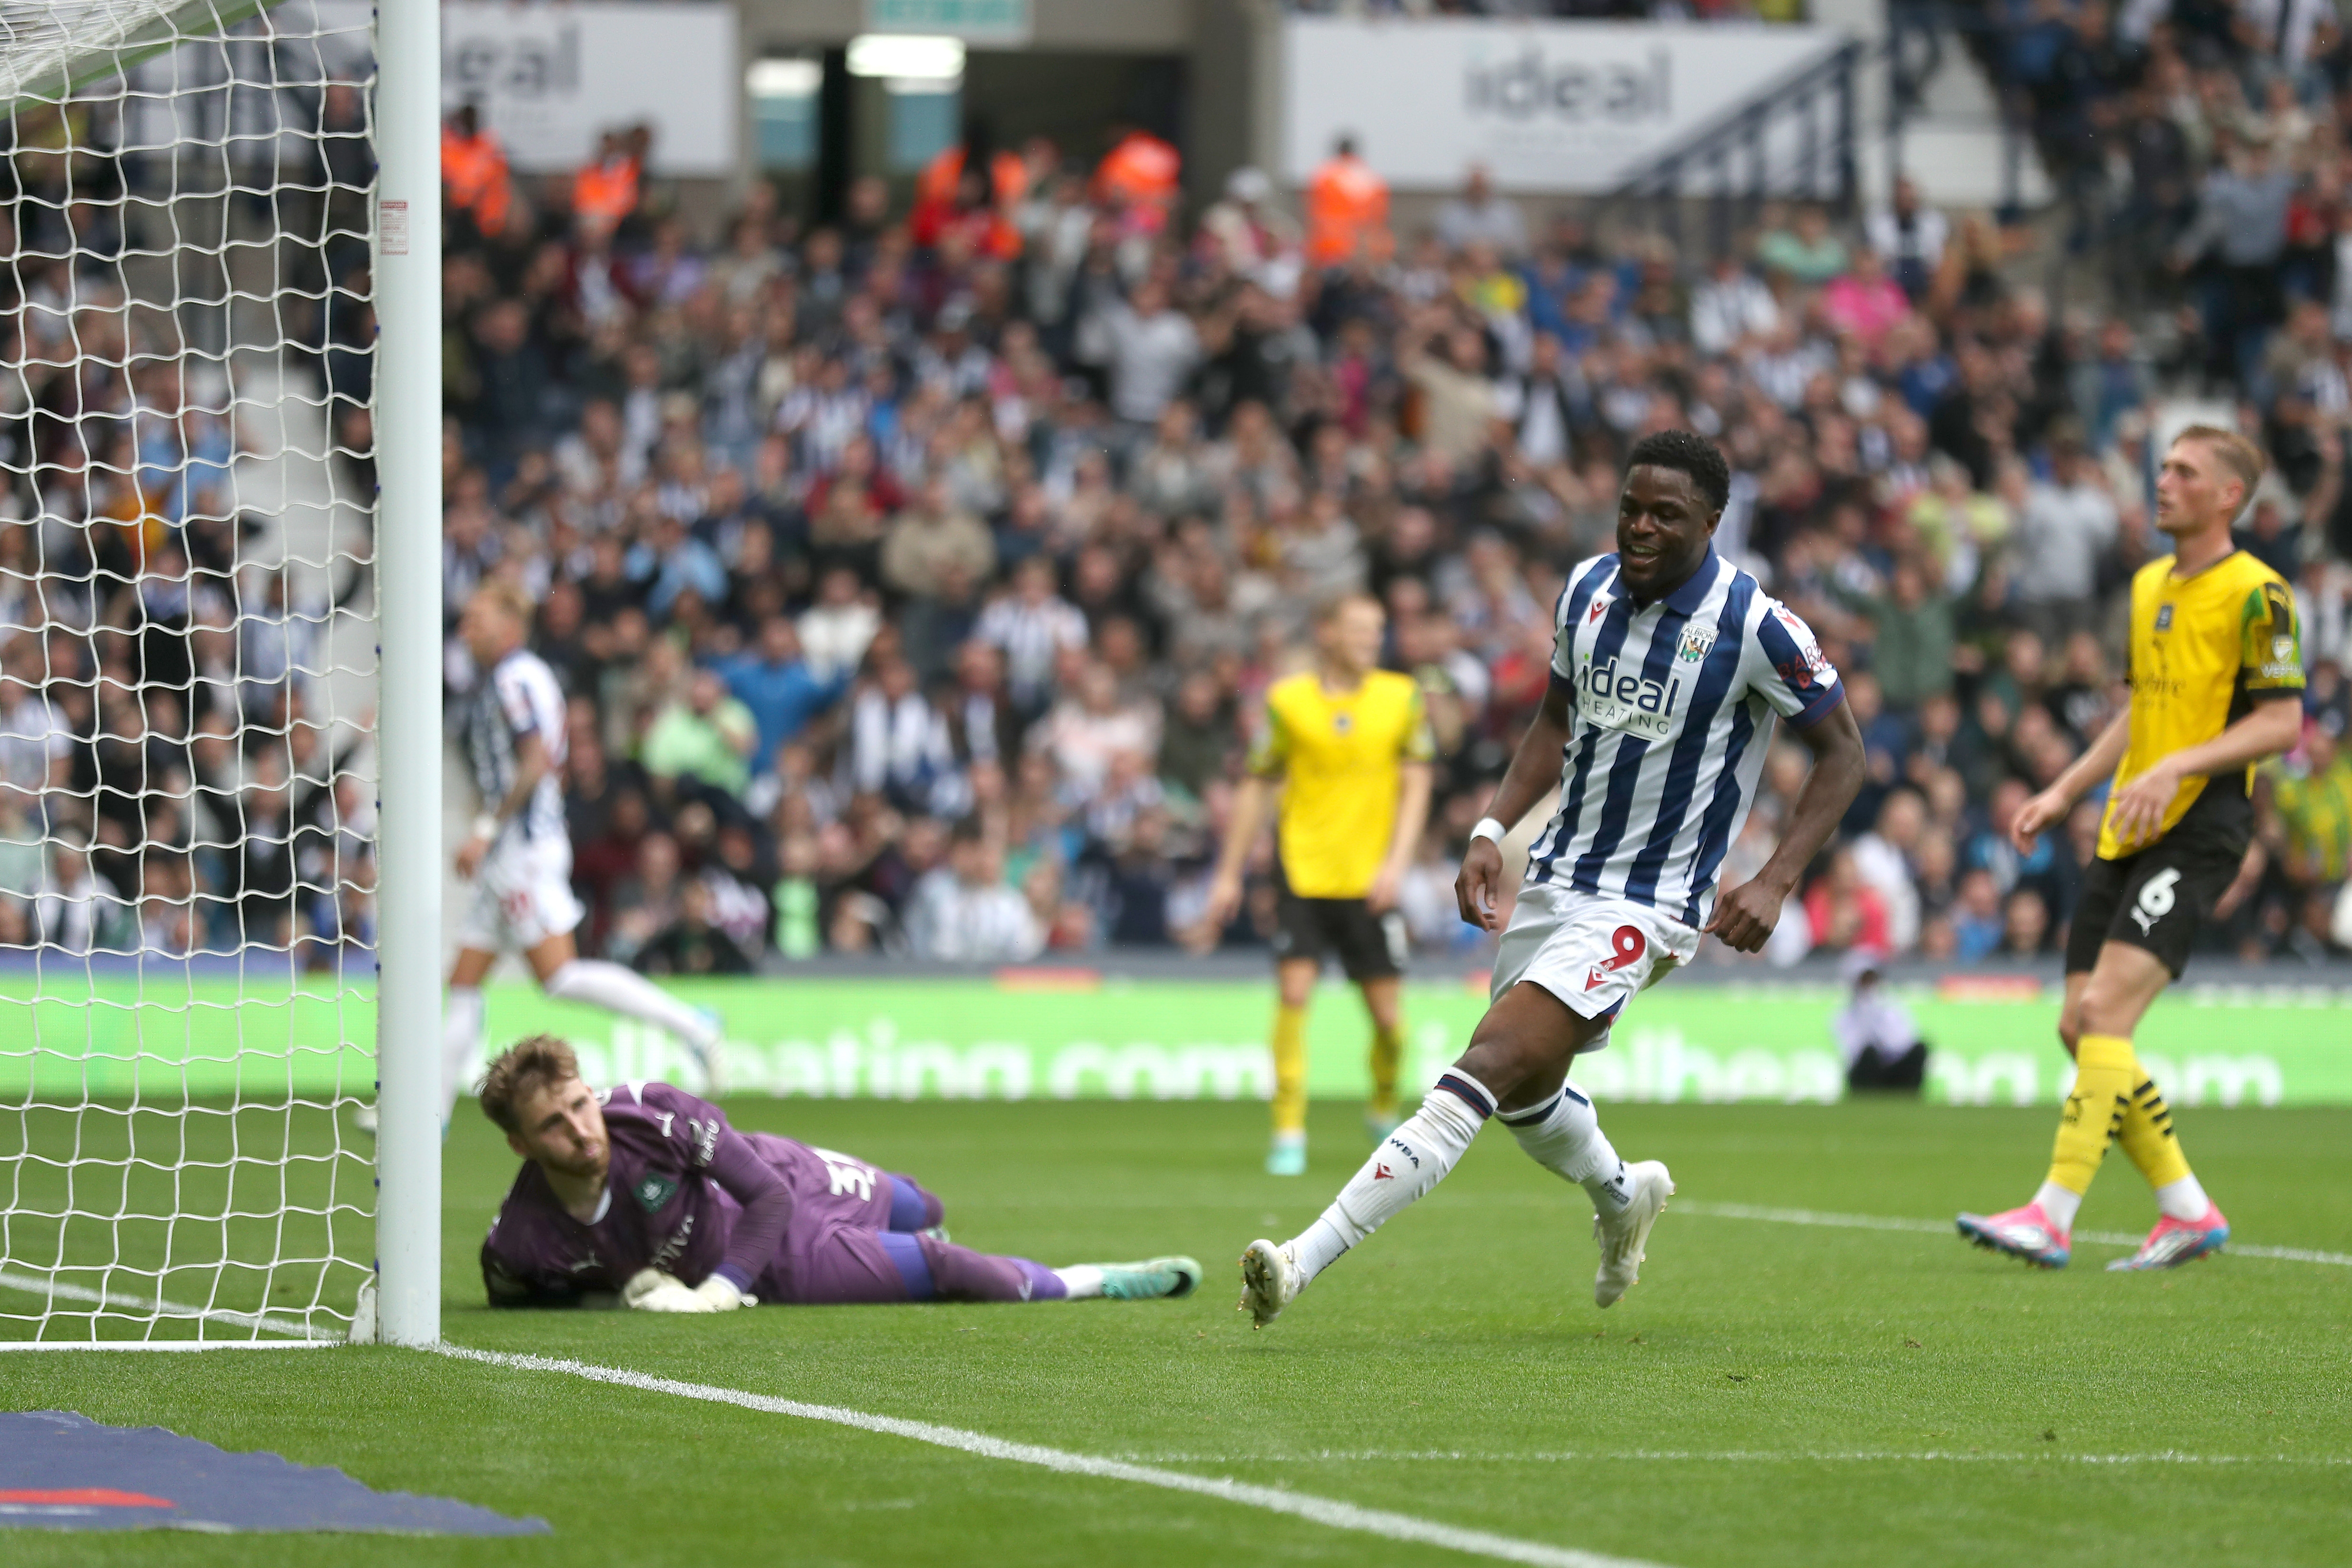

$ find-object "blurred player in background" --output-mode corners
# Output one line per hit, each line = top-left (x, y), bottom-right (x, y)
(1960, 427), (2303, 1271)
(1205, 593), (1435, 1175)
(477, 1036), (1200, 1310)
(1240, 432), (1866, 1326)
(443, 582), (722, 1125)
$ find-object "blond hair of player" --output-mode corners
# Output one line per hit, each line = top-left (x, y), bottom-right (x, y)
(1960, 427), (2304, 1271)
(1203, 592), (1435, 1175)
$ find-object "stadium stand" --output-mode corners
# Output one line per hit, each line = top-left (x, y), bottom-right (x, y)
(7, 1), (2352, 977)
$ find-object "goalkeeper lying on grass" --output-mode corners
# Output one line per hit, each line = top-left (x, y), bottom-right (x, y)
(477, 1035), (1200, 1311)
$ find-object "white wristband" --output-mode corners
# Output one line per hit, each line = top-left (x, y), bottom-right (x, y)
(472, 813), (500, 841)
(1469, 817), (1507, 846)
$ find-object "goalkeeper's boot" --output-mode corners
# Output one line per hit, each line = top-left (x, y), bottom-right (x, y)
(1592, 1159), (1674, 1309)
(2107, 1204), (2229, 1271)
(1956, 1201), (2071, 1269)
(1266, 1131), (1307, 1177)
(1095, 1256), (1203, 1301)
(352, 1102), (377, 1139)
(1365, 1105), (1403, 1143)
(1238, 1238), (1302, 1329)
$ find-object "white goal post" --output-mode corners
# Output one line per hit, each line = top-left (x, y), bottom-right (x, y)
(0, 0), (438, 1346)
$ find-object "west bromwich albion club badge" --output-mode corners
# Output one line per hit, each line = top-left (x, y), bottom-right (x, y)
(1676, 624), (1717, 662)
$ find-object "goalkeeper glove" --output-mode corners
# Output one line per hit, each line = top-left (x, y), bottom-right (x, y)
(621, 1267), (753, 1313)
(692, 1274), (753, 1311)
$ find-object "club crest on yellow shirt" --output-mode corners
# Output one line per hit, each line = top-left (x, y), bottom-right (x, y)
(1331, 712), (1353, 734)
(2154, 603), (2174, 631)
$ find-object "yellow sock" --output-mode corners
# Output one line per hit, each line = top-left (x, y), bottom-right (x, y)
(1368, 1021), (1403, 1121)
(1271, 1004), (1308, 1137)
(2116, 1075), (2193, 1191)
(2046, 1034), (2136, 1197)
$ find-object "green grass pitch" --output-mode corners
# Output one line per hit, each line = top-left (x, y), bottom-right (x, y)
(3, 1096), (2348, 1567)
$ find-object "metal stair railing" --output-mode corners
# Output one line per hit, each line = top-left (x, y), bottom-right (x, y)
(1601, 37), (1865, 260)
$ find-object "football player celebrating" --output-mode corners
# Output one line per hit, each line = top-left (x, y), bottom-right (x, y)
(478, 1035), (1201, 1310)
(442, 581), (723, 1125)
(1240, 431), (1865, 1326)
(1959, 427), (2302, 1271)
(1204, 592), (1436, 1174)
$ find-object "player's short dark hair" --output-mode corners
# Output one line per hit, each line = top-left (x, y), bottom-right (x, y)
(478, 1034), (581, 1133)
(1625, 430), (1731, 515)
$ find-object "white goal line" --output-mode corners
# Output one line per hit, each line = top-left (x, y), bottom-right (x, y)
(429, 1343), (1675, 1568)
(0, 1269), (339, 1345)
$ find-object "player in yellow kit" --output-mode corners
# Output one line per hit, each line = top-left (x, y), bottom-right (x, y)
(1960, 426), (2304, 1271)
(1206, 594), (1436, 1175)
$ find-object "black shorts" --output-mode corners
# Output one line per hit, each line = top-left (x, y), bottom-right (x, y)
(2065, 826), (2243, 980)
(1271, 890), (1406, 982)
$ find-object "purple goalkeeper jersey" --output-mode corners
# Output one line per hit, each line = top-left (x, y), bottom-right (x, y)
(479, 1081), (893, 1307)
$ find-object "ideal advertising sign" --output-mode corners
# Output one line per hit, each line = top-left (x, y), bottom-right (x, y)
(1280, 16), (1847, 194)
(442, 1), (738, 176)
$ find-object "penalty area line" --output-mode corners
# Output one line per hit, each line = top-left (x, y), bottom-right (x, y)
(429, 1342), (1675, 1568)
(1673, 1203), (2352, 1266)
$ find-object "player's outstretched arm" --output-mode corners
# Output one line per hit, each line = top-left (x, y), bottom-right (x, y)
(2014, 708), (2131, 853)
(1705, 696), (1865, 953)
(1456, 676), (1573, 933)
(1369, 760), (1434, 914)
(1204, 773), (1276, 929)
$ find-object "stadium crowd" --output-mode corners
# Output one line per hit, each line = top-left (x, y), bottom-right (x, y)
(3, 0), (2351, 973)
(414, 61), (2352, 974)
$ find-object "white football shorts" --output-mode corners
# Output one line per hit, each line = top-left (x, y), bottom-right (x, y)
(457, 832), (585, 953)
(1489, 879), (1701, 1050)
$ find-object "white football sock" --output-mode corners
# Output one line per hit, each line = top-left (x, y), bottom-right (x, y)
(1498, 1084), (1632, 1212)
(544, 959), (718, 1050)
(2033, 1180), (2083, 1232)
(441, 985), (485, 1126)
(1288, 1070), (1497, 1286)
(2154, 1174), (2211, 1223)
(1053, 1265), (1104, 1300)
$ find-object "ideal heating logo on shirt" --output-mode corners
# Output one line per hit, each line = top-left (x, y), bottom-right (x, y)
(1577, 655), (1684, 739)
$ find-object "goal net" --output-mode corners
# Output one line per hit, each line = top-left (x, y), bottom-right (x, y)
(0, 0), (379, 1344)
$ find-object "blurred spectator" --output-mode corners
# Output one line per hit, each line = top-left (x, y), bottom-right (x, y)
(1833, 955), (1927, 1093)
(906, 819), (1043, 961)
(1757, 204), (1850, 286)
(2013, 443), (2120, 645)
(720, 615), (845, 777)
(1864, 176), (1949, 302)
(1305, 134), (1389, 269)
(643, 669), (758, 802)
(635, 879), (754, 977)
(440, 103), (512, 241)
(1434, 165), (1528, 259)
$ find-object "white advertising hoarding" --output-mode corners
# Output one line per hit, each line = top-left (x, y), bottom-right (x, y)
(1281, 17), (1847, 194)
(443, 1), (739, 176)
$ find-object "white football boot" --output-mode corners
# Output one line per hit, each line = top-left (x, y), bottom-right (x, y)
(1238, 1238), (1302, 1329)
(1592, 1160), (1674, 1309)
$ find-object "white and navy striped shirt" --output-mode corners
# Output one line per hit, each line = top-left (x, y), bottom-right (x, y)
(463, 648), (570, 845)
(1525, 548), (1843, 927)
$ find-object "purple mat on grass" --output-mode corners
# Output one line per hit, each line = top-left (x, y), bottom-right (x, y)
(0, 1411), (551, 1534)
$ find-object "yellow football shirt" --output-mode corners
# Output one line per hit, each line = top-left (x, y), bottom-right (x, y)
(2097, 550), (2303, 861)
(1248, 669), (1436, 899)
